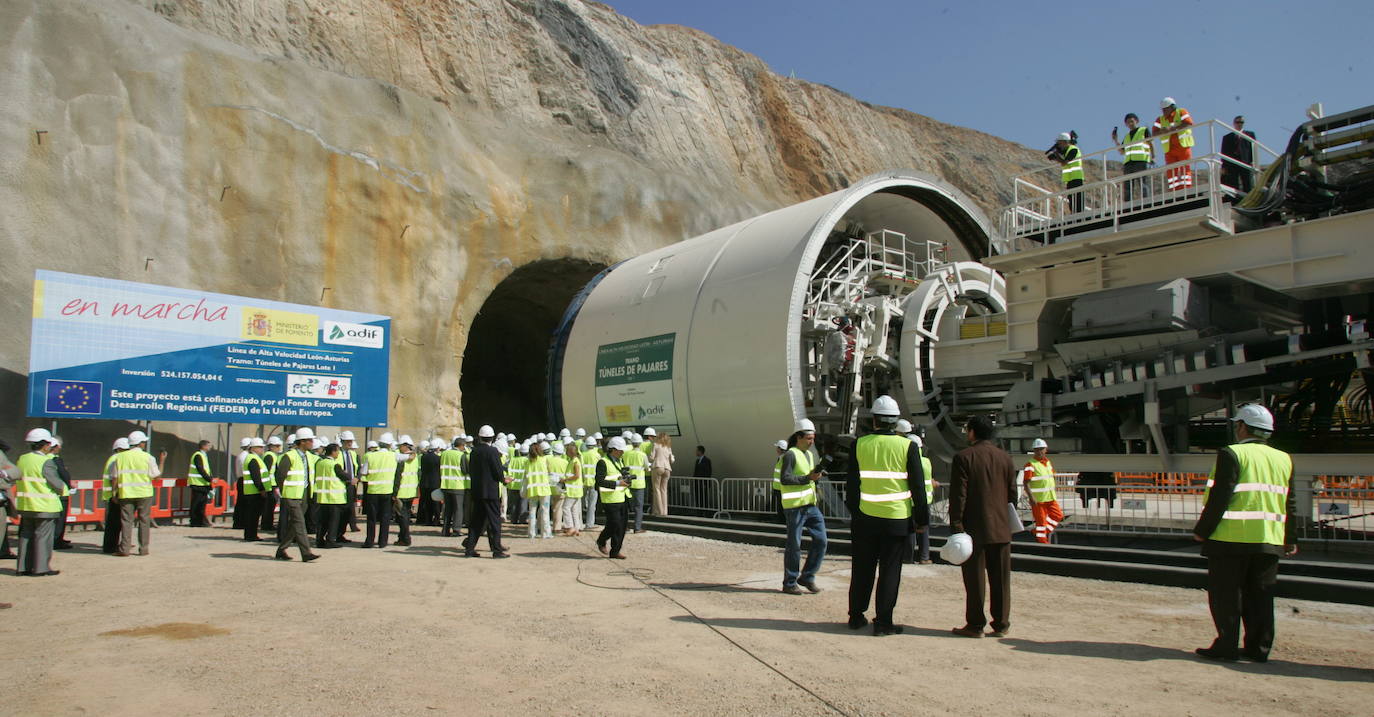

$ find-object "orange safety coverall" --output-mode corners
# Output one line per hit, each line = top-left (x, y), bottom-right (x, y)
(1155, 107), (1195, 191)
(1024, 459), (1064, 544)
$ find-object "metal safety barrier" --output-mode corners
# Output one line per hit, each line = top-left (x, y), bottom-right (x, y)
(665, 476), (724, 518)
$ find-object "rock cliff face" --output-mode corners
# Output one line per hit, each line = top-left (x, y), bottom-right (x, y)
(0, 0), (1044, 467)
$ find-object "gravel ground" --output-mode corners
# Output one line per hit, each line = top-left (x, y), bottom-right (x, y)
(3, 522), (1371, 716)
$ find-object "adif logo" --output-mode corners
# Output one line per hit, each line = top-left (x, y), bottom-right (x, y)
(323, 320), (384, 349)
(287, 374), (352, 400)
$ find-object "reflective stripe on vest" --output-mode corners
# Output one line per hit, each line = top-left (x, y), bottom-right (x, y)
(580, 449), (600, 486)
(780, 447), (817, 509)
(772, 455), (784, 492)
(364, 450), (398, 494)
(921, 455), (934, 504)
(1123, 126), (1151, 162)
(562, 455), (584, 498)
(312, 458), (346, 504)
(397, 454), (419, 499)
(525, 456), (551, 498)
(855, 434), (912, 519)
(115, 448), (154, 500)
(188, 450), (211, 487)
(1155, 109), (1195, 152)
(1061, 145), (1084, 184)
(1204, 442), (1291, 545)
(439, 449), (466, 490)
(102, 454), (119, 500)
(1026, 459), (1057, 503)
(507, 456), (528, 489)
(598, 457), (628, 503)
(240, 454), (268, 494)
(16, 452), (61, 513)
(279, 450), (311, 500)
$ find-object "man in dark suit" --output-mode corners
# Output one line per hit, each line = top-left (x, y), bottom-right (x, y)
(948, 415), (1018, 638)
(463, 426), (510, 559)
(1221, 115), (1257, 195)
(691, 446), (712, 478)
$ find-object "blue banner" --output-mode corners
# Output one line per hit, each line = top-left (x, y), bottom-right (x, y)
(27, 271), (390, 426)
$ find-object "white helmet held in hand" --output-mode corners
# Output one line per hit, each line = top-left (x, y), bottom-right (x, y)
(942, 533), (974, 566)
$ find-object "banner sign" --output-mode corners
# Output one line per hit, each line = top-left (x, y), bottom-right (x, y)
(27, 270), (389, 426)
(594, 333), (678, 435)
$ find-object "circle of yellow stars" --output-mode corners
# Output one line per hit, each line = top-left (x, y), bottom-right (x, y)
(56, 384), (92, 410)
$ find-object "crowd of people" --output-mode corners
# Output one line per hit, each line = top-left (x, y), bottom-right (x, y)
(2, 399), (1298, 660)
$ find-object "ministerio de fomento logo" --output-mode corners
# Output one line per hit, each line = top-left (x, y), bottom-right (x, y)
(322, 320), (384, 349)
(286, 374), (352, 400)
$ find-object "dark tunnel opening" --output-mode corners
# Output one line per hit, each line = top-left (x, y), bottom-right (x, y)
(460, 259), (608, 436)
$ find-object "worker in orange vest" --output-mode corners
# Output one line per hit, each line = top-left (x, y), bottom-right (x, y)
(1154, 97), (1195, 191)
(1023, 439), (1063, 544)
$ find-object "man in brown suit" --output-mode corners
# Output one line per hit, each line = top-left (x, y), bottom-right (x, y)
(948, 415), (1018, 638)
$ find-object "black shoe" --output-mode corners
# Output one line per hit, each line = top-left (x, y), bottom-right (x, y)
(274, 552), (292, 561)
(54, 541), (74, 550)
(360, 542), (374, 549)
(492, 551), (510, 559)
(873, 623), (903, 637)
(1241, 650), (1269, 663)
(951, 626), (984, 638)
(303, 553), (321, 563)
(798, 579), (821, 594)
(781, 585), (804, 595)
(337, 537), (352, 544)
(1194, 647), (1238, 662)
(441, 530), (451, 537)
(463, 551), (481, 558)
(33, 570), (61, 577)
(847, 614), (869, 630)
(395, 539), (411, 547)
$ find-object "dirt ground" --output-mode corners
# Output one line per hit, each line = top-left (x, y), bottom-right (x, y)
(2, 520), (1371, 716)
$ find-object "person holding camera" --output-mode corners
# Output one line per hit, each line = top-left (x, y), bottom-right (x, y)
(1047, 132), (1084, 213)
(594, 436), (633, 559)
(1112, 113), (1153, 201)
(778, 419), (828, 595)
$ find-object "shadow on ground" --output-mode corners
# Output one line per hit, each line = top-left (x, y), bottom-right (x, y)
(1001, 638), (1374, 682)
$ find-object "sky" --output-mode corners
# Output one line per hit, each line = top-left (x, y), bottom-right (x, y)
(604, 0), (1370, 161)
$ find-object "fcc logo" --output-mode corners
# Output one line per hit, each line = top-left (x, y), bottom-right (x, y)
(323, 320), (384, 349)
(286, 374), (352, 400)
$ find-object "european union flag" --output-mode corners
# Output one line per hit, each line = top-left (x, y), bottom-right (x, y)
(45, 379), (102, 415)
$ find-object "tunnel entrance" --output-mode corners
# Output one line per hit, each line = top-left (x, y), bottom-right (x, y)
(460, 258), (608, 436)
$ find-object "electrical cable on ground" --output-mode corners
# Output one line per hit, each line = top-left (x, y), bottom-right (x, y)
(569, 535), (854, 717)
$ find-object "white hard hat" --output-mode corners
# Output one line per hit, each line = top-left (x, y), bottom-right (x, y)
(287, 433), (298, 444)
(584, 438), (596, 448)
(1161, 96), (1176, 109)
(1057, 132), (1072, 141)
(494, 438), (509, 453)
(113, 437), (130, 450)
(128, 430), (149, 444)
(621, 430), (633, 440)
(908, 433), (924, 447)
(563, 436), (575, 445)
(796, 418), (816, 434)
(775, 440), (788, 451)
(559, 428), (571, 438)
(399, 435), (414, 446)
(593, 432), (603, 440)
(1031, 438), (1049, 450)
(631, 433), (643, 444)
(239, 437), (252, 448)
(478, 425), (495, 438)
(250, 437), (266, 448)
(538, 440), (551, 452)
(379, 432), (395, 444)
(552, 442), (565, 455)
(340, 430), (356, 441)
(419, 440), (431, 451)
(575, 428), (587, 438)
(895, 418), (913, 434)
(49, 436), (62, 447)
(644, 427), (657, 437)
(312, 438), (324, 450)
(941, 532), (974, 566)
(268, 436), (283, 445)
(295, 427), (315, 440)
(367, 440), (379, 449)
(1231, 404), (1275, 432)
(872, 395), (900, 417)
(518, 443), (529, 455)
(607, 436), (628, 452)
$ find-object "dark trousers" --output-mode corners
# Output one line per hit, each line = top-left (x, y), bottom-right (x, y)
(316, 504), (343, 546)
(442, 490), (465, 535)
(261, 492), (277, 530)
(1206, 553), (1279, 659)
(364, 494), (393, 547)
(17, 515), (55, 574)
(418, 481), (439, 524)
(238, 493), (262, 540)
(598, 502), (629, 556)
(961, 542), (1011, 631)
(56, 497), (70, 543)
(392, 498), (413, 543)
(1065, 178), (1084, 213)
(849, 531), (907, 627)
(1122, 160), (1151, 201)
(232, 482), (245, 529)
(344, 481), (360, 530)
(103, 499), (122, 553)
(508, 492), (528, 524)
(189, 486), (211, 526)
(305, 499), (319, 534)
(276, 497), (312, 557)
(464, 498), (505, 553)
